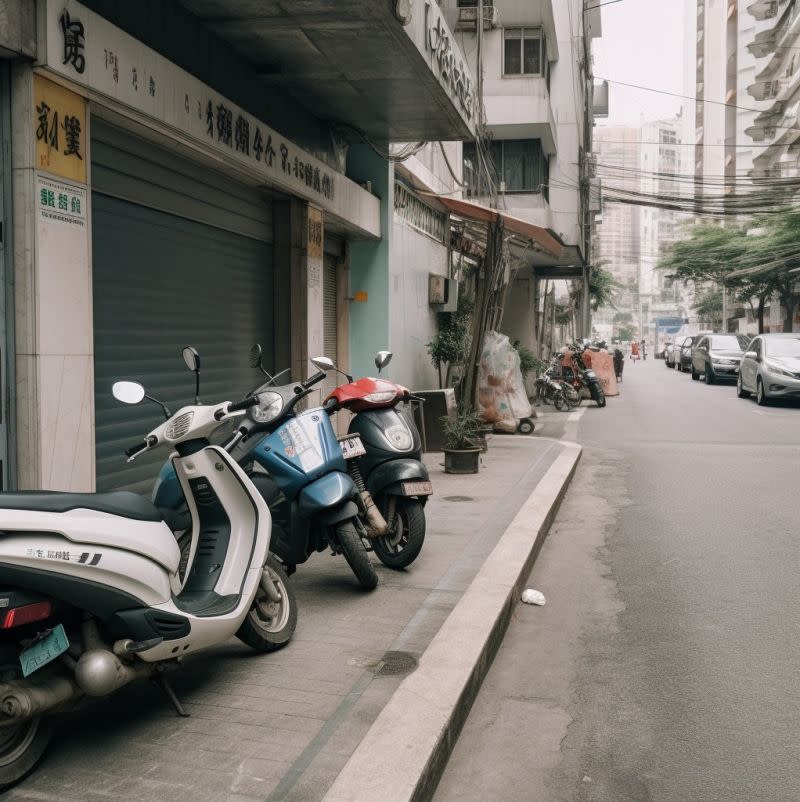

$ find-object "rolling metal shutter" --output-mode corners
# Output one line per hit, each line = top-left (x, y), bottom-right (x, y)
(92, 120), (275, 494)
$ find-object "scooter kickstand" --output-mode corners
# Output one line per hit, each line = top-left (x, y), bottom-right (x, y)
(155, 674), (190, 717)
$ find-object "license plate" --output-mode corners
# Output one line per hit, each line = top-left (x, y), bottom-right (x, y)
(401, 480), (433, 496)
(340, 435), (366, 459)
(19, 624), (69, 678)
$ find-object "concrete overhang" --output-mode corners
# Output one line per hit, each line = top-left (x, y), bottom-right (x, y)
(484, 88), (557, 155)
(175, 0), (477, 143)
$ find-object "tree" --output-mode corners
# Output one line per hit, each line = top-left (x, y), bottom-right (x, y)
(693, 288), (722, 329)
(745, 209), (800, 332)
(427, 294), (473, 389)
(587, 264), (618, 311)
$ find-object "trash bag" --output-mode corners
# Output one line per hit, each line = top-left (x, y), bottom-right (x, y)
(477, 331), (532, 433)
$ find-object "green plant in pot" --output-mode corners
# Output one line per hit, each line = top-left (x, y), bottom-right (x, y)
(440, 410), (482, 474)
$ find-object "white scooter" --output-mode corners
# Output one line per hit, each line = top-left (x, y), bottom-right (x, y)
(0, 347), (296, 789)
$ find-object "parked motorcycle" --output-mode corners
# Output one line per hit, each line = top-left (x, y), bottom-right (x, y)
(565, 348), (606, 408)
(323, 351), (432, 570)
(0, 348), (295, 788)
(154, 349), (379, 590)
(535, 368), (569, 411)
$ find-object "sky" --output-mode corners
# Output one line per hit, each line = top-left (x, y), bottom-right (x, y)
(593, 0), (686, 126)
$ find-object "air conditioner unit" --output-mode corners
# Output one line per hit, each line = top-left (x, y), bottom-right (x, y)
(455, 4), (499, 31)
(429, 274), (459, 312)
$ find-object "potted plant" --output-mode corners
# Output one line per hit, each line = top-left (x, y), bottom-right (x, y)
(440, 410), (482, 474)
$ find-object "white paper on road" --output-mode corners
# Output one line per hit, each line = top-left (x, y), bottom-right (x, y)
(521, 589), (546, 606)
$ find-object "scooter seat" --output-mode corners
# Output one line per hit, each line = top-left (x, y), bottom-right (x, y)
(0, 490), (162, 522)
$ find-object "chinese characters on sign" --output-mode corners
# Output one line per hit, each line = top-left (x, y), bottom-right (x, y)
(204, 102), (335, 201)
(308, 205), (323, 289)
(59, 9), (86, 74)
(34, 74), (87, 184)
(424, 1), (474, 121)
(37, 176), (87, 229)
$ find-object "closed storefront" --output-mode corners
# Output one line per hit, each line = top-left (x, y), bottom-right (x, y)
(91, 120), (277, 493)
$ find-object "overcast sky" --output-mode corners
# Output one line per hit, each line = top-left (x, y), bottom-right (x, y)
(593, 0), (686, 126)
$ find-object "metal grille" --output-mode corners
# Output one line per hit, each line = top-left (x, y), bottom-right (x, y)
(323, 253), (338, 365)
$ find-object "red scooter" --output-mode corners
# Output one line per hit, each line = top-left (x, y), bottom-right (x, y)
(324, 352), (431, 569)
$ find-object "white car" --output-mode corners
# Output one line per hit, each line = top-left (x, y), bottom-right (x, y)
(737, 333), (800, 405)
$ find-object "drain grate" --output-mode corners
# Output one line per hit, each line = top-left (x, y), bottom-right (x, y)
(373, 651), (418, 677)
(443, 495), (473, 502)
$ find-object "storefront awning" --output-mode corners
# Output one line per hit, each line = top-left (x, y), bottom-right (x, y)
(436, 196), (563, 259)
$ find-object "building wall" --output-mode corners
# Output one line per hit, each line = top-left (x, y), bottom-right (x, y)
(388, 217), (447, 390)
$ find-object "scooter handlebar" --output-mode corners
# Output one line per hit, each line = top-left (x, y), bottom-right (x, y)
(124, 435), (157, 460)
(218, 396), (259, 419)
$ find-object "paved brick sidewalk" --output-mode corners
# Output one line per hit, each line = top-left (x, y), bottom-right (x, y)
(10, 436), (566, 801)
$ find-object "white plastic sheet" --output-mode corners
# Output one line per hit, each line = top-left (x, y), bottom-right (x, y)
(477, 331), (532, 432)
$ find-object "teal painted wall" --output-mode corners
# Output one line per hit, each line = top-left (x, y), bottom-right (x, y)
(346, 145), (392, 378)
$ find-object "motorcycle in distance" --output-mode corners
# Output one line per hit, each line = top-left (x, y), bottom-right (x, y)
(0, 348), (295, 789)
(565, 347), (606, 408)
(323, 351), (432, 570)
(154, 349), (379, 590)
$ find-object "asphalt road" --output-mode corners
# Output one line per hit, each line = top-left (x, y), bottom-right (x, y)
(436, 357), (800, 802)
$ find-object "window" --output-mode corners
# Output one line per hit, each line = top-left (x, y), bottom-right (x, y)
(504, 29), (543, 76)
(463, 139), (549, 196)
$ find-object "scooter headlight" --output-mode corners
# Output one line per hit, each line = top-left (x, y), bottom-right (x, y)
(386, 424), (413, 451)
(249, 392), (283, 423)
(363, 391), (397, 404)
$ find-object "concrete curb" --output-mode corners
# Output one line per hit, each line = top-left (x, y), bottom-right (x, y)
(323, 442), (583, 802)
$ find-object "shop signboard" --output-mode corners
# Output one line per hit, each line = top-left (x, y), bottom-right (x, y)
(38, 0), (379, 237)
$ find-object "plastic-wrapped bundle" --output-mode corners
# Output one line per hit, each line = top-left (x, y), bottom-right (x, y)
(476, 331), (532, 432)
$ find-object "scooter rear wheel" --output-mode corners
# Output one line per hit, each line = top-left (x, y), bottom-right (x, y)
(236, 554), (297, 652)
(337, 520), (379, 590)
(0, 648), (54, 791)
(372, 497), (425, 570)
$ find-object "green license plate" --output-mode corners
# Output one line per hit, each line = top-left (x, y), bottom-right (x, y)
(19, 624), (69, 678)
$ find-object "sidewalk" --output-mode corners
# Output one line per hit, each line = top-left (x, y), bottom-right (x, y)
(10, 435), (580, 801)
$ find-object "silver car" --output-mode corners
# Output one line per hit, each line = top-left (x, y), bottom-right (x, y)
(737, 333), (800, 405)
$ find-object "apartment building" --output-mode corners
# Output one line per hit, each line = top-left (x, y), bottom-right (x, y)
(440, 0), (602, 348)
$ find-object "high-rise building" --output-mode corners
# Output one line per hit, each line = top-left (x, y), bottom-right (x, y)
(746, 0), (800, 177)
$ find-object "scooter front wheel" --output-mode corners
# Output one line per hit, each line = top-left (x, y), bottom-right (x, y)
(372, 497), (425, 570)
(0, 648), (55, 791)
(236, 554), (297, 652)
(337, 520), (378, 590)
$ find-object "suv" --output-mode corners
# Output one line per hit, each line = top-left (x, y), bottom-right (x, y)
(691, 333), (751, 384)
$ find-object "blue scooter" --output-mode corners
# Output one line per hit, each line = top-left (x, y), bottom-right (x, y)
(153, 353), (378, 590)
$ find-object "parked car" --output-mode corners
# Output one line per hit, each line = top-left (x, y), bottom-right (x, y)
(737, 333), (800, 405)
(675, 334), (704, 372)
(690, 333), (751, 383)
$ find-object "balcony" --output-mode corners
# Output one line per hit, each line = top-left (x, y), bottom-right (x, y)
(748, 28), (776, 57)
(175, 0), (477, 142)
(482, 77), (557, 155)
(747, 0), (779, 19)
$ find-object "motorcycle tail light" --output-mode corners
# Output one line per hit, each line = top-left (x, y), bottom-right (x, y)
(2, 600), (52, 629)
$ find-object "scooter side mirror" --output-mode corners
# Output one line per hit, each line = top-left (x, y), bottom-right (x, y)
(112, 381), (146, 405)
(249, 343), (266, 371)
(311, 356), (335, 372)
(182, 346), (200, 373)
(375, 351), (392, 373)
(182, 346), (201, 404)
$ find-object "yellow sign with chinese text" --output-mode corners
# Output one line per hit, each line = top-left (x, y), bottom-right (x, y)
(34, 74), (87, 184)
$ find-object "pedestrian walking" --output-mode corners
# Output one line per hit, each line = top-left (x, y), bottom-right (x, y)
(630, 341), (639, 363)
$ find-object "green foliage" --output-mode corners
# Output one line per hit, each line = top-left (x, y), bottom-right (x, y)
(613, 311), (633, 324)
(514, 345), (546, 378)
(588, 265), (618, 311)
(427, 293), (474, 387)
(617, 324), (637, 341)
(440, 410), (482, 450)
(693, 288), (722, 326)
